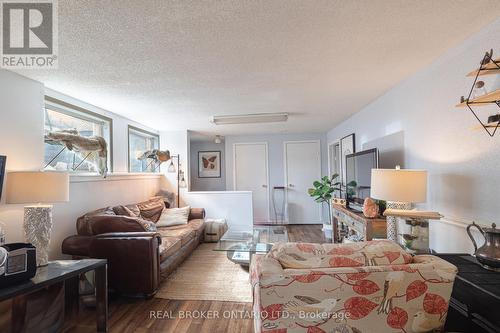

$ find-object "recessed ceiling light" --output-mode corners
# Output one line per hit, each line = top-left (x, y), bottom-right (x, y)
(210, 113), (288, 125)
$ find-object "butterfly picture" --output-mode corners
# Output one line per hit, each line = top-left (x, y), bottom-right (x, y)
(198, 151), (221, 178)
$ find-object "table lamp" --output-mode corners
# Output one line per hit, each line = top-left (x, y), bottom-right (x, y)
(371, 167), (427, 241)
(6, 171), (69, 266)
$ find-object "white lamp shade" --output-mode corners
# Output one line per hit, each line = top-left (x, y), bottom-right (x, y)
(371, 169), (427, 203)
(6, 171), (69, 204)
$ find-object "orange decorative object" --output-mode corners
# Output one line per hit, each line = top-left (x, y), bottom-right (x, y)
(363, 197), (379, 218)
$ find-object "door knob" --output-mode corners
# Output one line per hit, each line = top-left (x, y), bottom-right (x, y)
(288, 184), (294, 187)
(262, 185), (268, 188)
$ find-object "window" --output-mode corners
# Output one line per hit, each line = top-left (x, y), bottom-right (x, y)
(44, 97), (113, 174)
(128, 126), (160, 172)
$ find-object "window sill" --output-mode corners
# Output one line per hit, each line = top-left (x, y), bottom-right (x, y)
(70, 172), (162, 183)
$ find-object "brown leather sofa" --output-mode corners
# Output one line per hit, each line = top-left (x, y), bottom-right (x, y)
(61, 197), (205, 297)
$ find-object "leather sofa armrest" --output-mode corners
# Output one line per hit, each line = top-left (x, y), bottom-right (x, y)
(62, 235), (93, 257)
(88, 232), (162, 295)
(189, 208), (205, 220)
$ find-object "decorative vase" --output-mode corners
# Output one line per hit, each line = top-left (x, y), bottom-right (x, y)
(362, 198), (379, 218)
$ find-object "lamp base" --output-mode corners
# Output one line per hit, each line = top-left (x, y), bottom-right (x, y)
(386, 201), (411, 241)
(24, 205), (53, 267)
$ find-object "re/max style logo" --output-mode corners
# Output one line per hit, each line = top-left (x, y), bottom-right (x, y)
(0, 0), (58, 68)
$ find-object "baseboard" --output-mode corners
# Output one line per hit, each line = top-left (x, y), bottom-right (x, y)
(440, 215), (489, 229)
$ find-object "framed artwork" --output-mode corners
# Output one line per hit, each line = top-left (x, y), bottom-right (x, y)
(340, 133), (355, 186)
(198, 151), (221, 178)
(0, 156), (5, 201)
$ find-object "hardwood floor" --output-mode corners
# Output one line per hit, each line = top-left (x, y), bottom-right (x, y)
(63, 224), (326, 333)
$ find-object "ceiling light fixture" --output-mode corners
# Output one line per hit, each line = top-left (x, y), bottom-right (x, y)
(210, 113), (288, 125)
(214, 135), (222, 144)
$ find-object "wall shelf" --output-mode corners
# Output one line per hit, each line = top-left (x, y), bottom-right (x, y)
(456, 88), (500, 107)
(466, 57), (500, 77)
(457, 49), (500, 137)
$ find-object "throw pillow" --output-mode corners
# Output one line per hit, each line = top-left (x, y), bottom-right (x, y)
(156, 206), (191, 227)
(113, 205), (140, 217)
(137, 197), (165, 222)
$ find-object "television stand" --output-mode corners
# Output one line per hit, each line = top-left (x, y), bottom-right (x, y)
(331, 203), (387, 243)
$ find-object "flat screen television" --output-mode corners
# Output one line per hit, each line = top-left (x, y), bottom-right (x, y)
(345, 148), (379, 210)
(0, 156), (5, 201)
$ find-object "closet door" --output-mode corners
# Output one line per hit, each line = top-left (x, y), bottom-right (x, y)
(234, 143), (269, 223)
(284, 140), (322, 224)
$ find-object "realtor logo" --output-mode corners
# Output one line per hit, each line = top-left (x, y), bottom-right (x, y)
(1, 0), (58, 68)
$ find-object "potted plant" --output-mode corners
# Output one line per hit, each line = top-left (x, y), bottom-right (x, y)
(308, 174), (357, 225)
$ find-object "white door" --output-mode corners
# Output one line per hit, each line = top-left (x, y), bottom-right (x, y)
(234, 143), (269, 223)
(285, 141), (322, 224)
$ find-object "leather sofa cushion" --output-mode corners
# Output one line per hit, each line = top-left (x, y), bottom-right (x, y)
(187, 219), (205, 237)
(161, 219), (204, 236)
(137, 197), (165, 222)
(159, 236), (182, 262)
(157, 227), (195, 246)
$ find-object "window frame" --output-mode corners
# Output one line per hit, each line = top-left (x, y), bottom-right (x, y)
(44, 96), (114, 173)
(127, 125), (160, 173)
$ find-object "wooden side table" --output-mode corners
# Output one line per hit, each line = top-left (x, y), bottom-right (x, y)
(0, 259), (108, 332)
(331, 203), (387, 243)
(436, 254), (500, 333)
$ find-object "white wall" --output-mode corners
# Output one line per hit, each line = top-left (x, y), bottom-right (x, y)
(189, 141), (226, 191)
(159, 130), (190, 207)
(225, 132), (329, 223)
(0, 70), (162, 259)
(184, 191), (252, 227)
(160, 130), (253, 228)
(327, 19), (500, 253)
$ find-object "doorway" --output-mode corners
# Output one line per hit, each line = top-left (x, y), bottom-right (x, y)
(233, 142), (270, 223)
(284, 140), (322, 224)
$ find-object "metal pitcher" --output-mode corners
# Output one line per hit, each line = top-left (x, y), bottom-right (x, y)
(467, 222), (500, 271)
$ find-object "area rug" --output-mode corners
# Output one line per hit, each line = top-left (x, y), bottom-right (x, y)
(155, 243), (252, 302)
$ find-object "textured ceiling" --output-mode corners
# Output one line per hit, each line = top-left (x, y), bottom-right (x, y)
(14, 0), (500, 135)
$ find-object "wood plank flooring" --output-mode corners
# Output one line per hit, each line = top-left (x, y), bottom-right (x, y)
(63, 224), (326, 333)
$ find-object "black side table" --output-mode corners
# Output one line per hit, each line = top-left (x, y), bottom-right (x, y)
(436, 254), (500, 333)
(0, 259), (108, 332)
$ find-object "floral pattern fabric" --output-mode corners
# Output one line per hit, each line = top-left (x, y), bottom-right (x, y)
(250, 241), (457, 333)
(268, 240), (413, 269)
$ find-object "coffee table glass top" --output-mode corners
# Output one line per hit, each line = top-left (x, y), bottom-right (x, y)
(213, 225), (288, 254)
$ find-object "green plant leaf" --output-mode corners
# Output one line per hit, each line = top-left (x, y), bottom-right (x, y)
(313, 181), (322, 188)
(347, 180), (357, 187)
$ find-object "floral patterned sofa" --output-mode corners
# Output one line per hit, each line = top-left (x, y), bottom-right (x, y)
(250, 240), (457, 333)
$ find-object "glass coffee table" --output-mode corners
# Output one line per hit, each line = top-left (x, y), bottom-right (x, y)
(213, 225), (288, 266)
